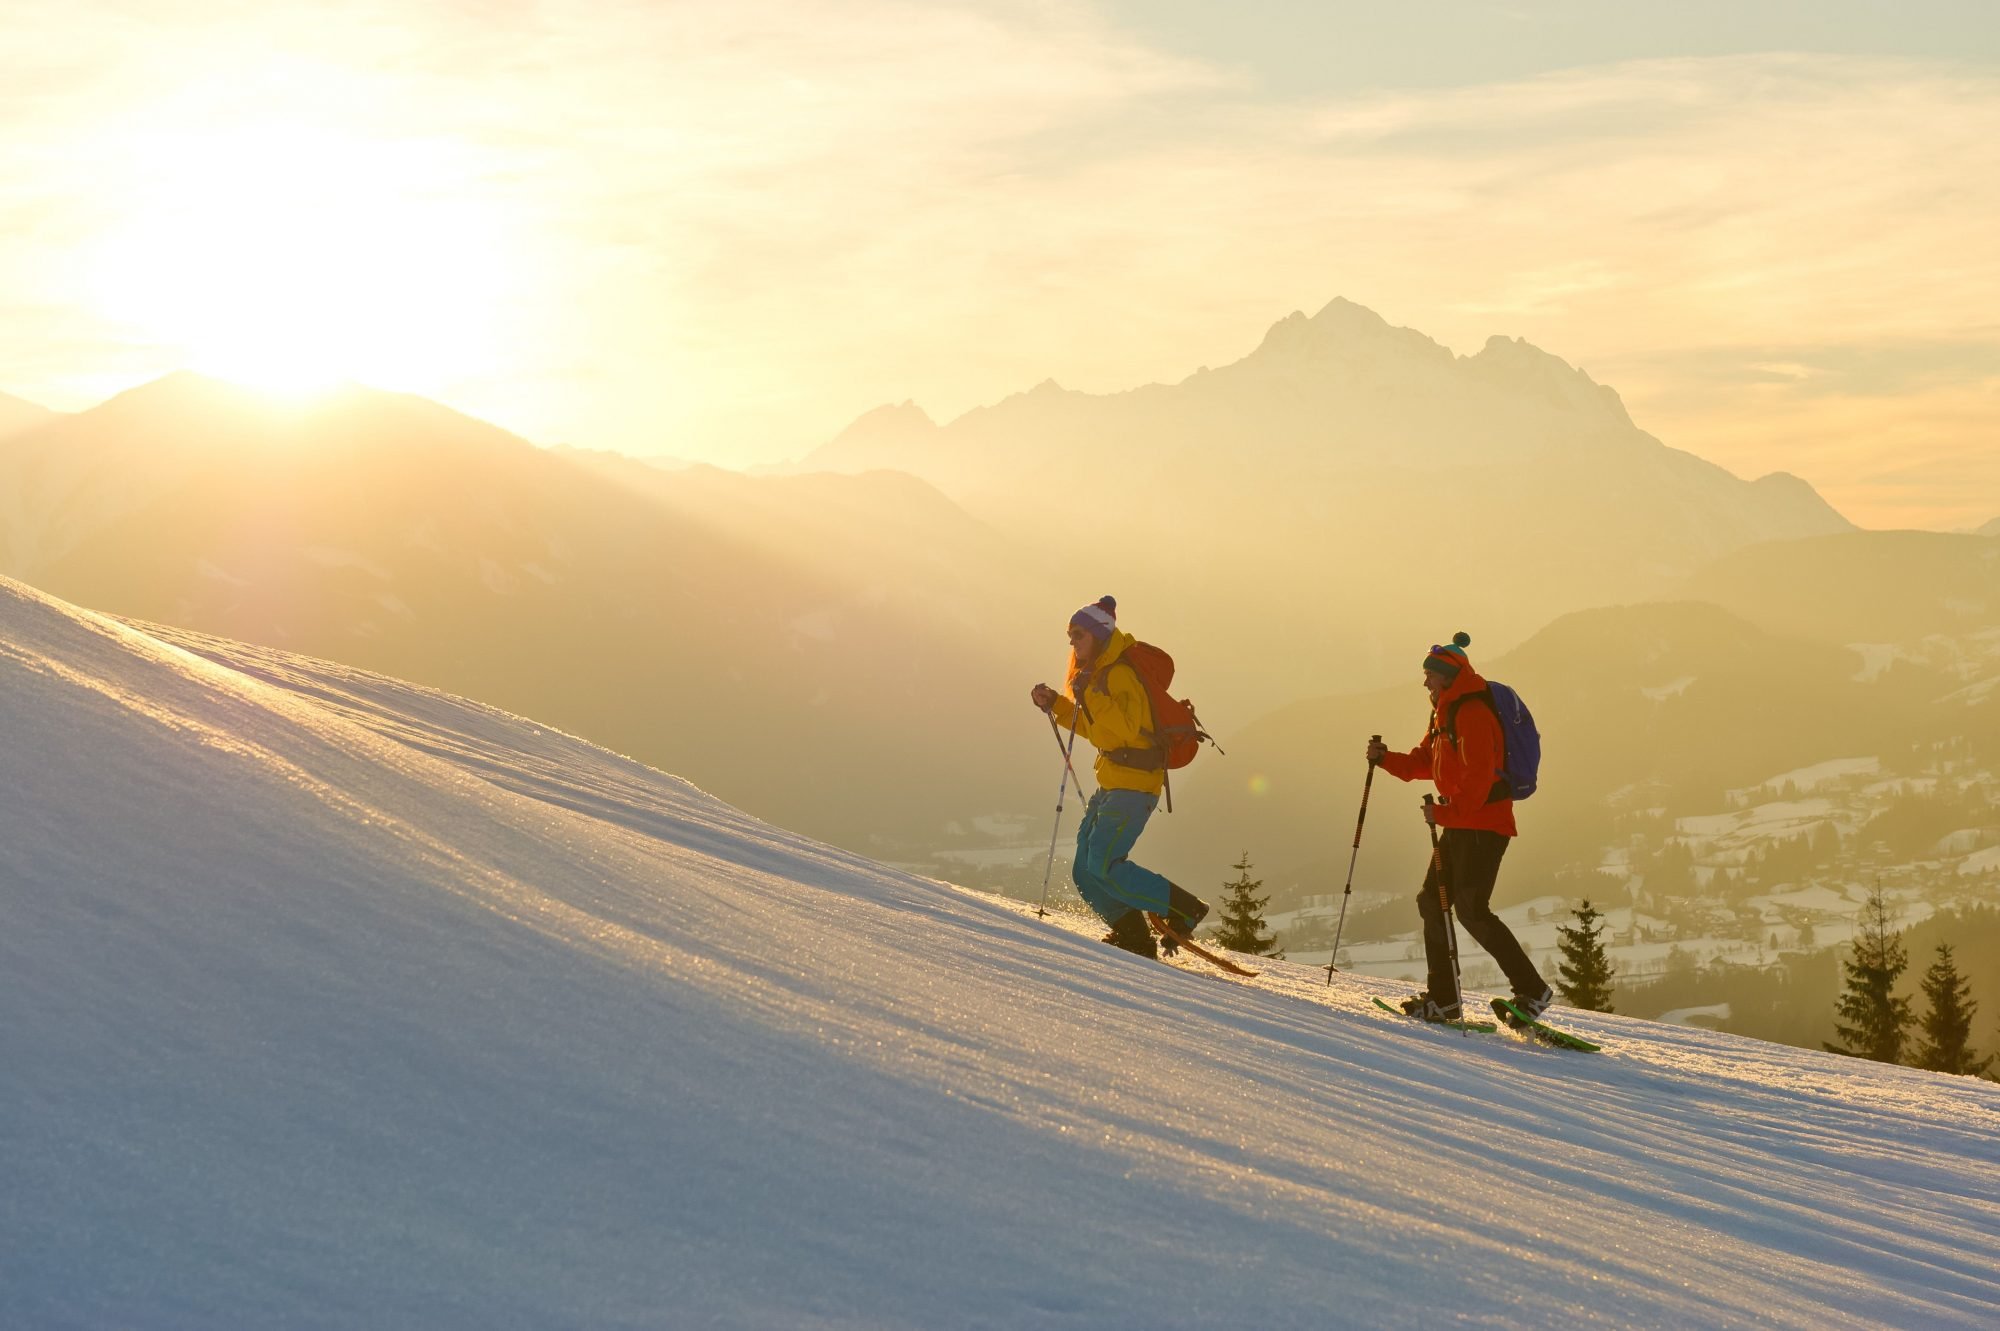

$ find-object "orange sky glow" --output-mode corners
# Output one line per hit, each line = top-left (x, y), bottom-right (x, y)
(3, 3), (1996, 529)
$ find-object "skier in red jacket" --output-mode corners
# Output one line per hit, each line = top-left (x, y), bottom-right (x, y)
(1368, 633), (1553, 1024)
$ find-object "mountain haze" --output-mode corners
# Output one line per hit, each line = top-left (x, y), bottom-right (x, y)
(1677, 530), (2000, 644)
(0, 387), (55, 439)
(4, 574), (1994, 1328)
(0, 304), (1887, 882)
(0, 374), (1052, 846)
(801, 297), (1853, 706)
(1157, 593), (1998, 911)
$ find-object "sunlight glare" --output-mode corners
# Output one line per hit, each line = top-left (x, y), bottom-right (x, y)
(88, 123), (514, 397)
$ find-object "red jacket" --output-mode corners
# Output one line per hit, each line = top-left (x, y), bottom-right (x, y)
(1379, 666), (1517, 836)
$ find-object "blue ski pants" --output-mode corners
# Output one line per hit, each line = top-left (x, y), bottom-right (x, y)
(1072, 788), (1175, 926)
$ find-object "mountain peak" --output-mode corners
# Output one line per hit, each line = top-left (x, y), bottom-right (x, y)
(805, 398), (942, 473)
(845, 399), (936, 432)
(1469, 332), (1586, 375)
(1253, 297), (1448, 363)
(1309, 295), (1393, 332)
(1465, 334), (1634, 427)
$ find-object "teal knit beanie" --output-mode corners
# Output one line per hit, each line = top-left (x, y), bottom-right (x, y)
(1423, 632), (1472, 681)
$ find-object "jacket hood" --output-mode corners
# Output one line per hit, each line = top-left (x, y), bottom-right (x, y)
(1097, 630), (1136, 668)
(1434, 664), (1489, 716)
(1070, 629), (1137, 694)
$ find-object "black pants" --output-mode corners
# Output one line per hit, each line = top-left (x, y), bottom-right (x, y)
(1416, 828), (1547, 1006)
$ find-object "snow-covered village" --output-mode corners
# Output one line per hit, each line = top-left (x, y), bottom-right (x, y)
(6, 5), (1999, 1327)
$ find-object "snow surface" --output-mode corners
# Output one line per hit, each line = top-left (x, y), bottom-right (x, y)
(1745, 757), (1881, 797)
(1640, 675), (1695, 700)
(1848, 644), (1910, 684)
(1660, 1004), (1734, 1027)
(1958, 846), (2000, 876)
(3, 576), (1997, 1329)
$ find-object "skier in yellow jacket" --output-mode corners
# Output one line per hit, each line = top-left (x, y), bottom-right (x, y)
(1032, 596), (1208, 958)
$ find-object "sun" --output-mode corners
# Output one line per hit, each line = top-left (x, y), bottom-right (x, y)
(88, 123), (514, 397)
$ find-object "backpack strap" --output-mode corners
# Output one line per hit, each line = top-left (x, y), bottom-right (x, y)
(1440, 687), (1493, 743)
(1096, 658), (1165, 769)
(1439, 689), (1511, 804)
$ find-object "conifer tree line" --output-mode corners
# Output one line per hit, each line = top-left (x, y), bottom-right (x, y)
(1825, 883), (1995, 1078)
(1549, 890), (1992, 1080)
(1203, 866), (1989, 1079)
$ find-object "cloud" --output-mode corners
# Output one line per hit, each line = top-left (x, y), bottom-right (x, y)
(1615, 336), (2000, 399)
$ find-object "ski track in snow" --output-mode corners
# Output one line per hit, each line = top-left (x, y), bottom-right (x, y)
(2, 577), (1995, 1329)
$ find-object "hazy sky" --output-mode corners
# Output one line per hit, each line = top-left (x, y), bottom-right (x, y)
(4, 1), (1996, 527)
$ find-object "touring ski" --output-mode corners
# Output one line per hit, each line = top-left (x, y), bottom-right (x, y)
(1493, 998), (1602, 1053)
(1371, 995), (1498, 1033)
(1147, 913), (1260, 978)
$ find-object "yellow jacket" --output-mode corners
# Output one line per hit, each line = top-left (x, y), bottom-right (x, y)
(1046, 631), (1166, 797)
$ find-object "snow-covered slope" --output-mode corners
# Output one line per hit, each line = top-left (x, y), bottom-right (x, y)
(0, 371), (1055, 850)
(3, 576), (1994, 1329)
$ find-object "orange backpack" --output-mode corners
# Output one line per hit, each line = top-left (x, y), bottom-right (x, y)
(1103, 642), (1219, 772)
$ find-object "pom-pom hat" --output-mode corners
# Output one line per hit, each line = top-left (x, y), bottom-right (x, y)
(1423, 631), (1473, 682)
(1069, 595), (1118, 642)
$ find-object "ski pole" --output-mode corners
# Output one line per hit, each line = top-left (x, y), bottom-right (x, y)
(1324, 734), (1381, 985)
(1425, 794), (1467, 1037)
(1035, 693), (1086, 918)
(1045, 710), (1088, 803)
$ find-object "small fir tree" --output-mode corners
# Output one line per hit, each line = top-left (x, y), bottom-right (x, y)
(1824, 883), (1912, 1063)
(1213, 853), (1282, 958)
(1913, 943), (1994, 1076)
(1555, 899), (1616, 1012)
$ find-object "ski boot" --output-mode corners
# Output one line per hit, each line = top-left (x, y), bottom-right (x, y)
(1157, 884), (1210, 956)
(1103, 909), (1159, 960)
(1494, 984), (1555, 1028)
(1400, 991), (1464, 1024)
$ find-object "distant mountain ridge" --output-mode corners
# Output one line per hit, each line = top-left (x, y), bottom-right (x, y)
(1159, 585), (1999, 908)
(0, 303), (1882, 876)
(0, 373), (1055, 846)
(805, 297), (1840, 514)
(1157, 530), (2000, 921)
(800, 296), (1853, 708)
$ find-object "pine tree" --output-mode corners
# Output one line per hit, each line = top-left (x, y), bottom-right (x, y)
(1555, 899), (1616, 1011)
(1824, 883), (1912, 1063)
(1212, 853), (1282, 958)
(1913, 943), (1994, 1076)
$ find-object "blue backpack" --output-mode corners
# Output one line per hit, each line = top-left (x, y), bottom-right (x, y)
(1444, 681), (1542, 802)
